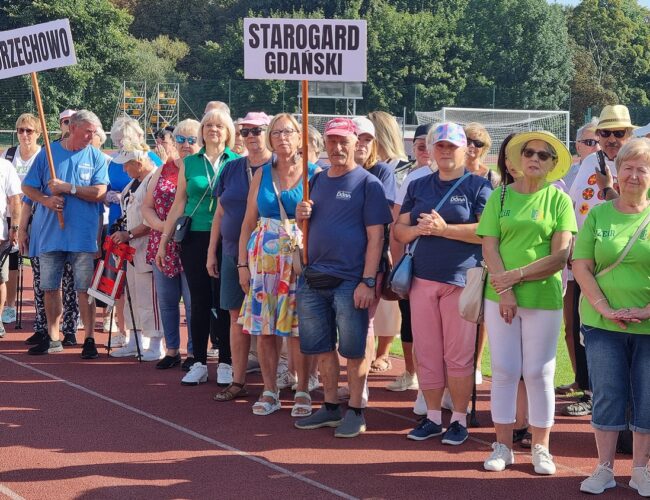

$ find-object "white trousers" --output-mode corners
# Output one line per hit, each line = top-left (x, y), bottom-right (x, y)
(124, 265), (162, 338)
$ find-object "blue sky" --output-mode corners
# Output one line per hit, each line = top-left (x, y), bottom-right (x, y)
(550, 0), (650, 6)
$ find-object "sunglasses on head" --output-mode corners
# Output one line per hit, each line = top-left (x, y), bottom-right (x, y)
(17, 127), (35, 135)
(522, 148), (556, 161)
(240, 127), (264, 137)
(597, 129), (626, 139)
(61, 119), (70, 125)
(175, 135), (197, 145)
(577, 139), (598, 147)
(467, 138), (485, 148)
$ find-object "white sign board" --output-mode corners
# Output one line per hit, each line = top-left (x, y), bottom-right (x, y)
(0, 19), (77, 80)
(244, 18), (367, 82)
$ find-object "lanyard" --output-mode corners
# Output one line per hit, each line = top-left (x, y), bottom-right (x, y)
(203, 154), (222, 212)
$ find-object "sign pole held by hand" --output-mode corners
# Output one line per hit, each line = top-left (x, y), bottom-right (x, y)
(30, 72), (64, 228)
(301, 79), (309, 264)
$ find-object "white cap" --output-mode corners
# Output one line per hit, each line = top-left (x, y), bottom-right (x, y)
(59, 109), (76, 121)
(112, 147), (149, 164)
(352, 116), (375, 138)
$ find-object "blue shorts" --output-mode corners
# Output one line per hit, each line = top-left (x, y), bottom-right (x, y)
(296, 277), (368, 359)
(220, 254), (245, 311)
(39, 251), (95, 292)
(583, 325), (650, 433)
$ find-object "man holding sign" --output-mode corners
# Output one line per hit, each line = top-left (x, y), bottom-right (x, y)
(22, 110), (109, 358)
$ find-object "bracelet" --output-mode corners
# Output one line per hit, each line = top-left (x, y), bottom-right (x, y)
(237, 263), (248, 269)
(593, 297), (607, 308)
(160, 233), (169, 239)
(518, 267), (524, 283)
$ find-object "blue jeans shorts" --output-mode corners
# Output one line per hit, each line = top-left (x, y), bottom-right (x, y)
(39, 251), (95, 292)
(296, 277), (368, 359)
(583, 324), (650, 433)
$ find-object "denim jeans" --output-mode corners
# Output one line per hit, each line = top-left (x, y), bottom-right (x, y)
(583, 325), (650, 433)
(153, 266), (193, 353)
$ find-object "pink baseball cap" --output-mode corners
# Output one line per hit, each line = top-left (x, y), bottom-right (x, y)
(324, 118), (356, 137)
(239, 111), (271, 127)
(430, 122), (467, 147)
(59, 109), (76, 121)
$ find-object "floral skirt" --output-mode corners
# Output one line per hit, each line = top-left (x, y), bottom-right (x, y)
(239, 217), (300, 337)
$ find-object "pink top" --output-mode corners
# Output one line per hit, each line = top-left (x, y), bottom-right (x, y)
(146, 160), (183, 278)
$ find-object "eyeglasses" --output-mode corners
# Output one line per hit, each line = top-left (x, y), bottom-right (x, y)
(175, 135), (198, 145)
(467, 138), (485, 148)
(240, 127), (265, 137)
(17, 128), (35, 135)
(597, 129), (626, 139)
(522, 148), (556, 161)
(577, 139), (598, 147)
(61, 119), (70, 126)
(270, 128), (296, 138)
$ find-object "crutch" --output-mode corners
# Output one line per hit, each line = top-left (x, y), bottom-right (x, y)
(469, 323), (481, 428)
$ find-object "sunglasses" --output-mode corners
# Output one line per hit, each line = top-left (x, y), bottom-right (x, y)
(61, 119), (70, 125)
(175, 135), (198, 145)
(270, 128), (296, 138)
(597, 129), (626, 139)
(467, 138), (485, 148)
(577, 139), (598, 147)
(522, 148), (556, 161)
(17, 128), (35, 135)
(240, 127), (265, 137)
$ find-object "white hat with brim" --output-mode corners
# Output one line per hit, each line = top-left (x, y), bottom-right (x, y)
(633, 122), (650, 137)
(506, 131), (572, 183)
(112, 148), (149, 164)
(596, 105), (637, 131)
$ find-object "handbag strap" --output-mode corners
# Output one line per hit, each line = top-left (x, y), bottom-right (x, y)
(270, 165), (290, 222)
(408, 172), (472, 254)
(595, 209), (650, 278)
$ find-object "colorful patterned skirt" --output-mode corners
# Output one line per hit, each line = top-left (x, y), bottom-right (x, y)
(239, 217), (300, 337)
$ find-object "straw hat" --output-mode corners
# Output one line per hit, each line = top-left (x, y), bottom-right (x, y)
(596, 105), (637, 130)
(506, 131), (571, 182)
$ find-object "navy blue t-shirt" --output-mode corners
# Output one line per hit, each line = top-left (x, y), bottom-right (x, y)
(367, 161), (396, 206)
(308, 166), (393, 281)
(400, 170), (492, 286)
(215, 157), (263, 257)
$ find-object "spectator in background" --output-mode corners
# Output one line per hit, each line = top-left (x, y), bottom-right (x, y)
(306, 125), (327, 168)
(154, 126), (178, 164)
(232, 120), (248, 156)
(633, 121), (650, 139)
(57, 109), (76, 140)
(204, 101), (231, 116)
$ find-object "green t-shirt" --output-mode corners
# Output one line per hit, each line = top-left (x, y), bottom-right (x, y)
(183, 147), (239, 231)
(477, 184), (577, 310)
(573, 202), (650, 334)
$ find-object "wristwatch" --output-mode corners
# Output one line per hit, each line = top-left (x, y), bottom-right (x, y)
(128, 230), (134, 240)
(70, 184), (77, 195)
(361, 277), (376, 288)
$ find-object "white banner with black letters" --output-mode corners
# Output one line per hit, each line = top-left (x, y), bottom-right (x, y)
(0, 19), (77, 80)
(244, 18), (367, 82)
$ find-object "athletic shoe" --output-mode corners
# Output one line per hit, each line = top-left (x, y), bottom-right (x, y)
(295, 405), (342, 430)
(28, 337), (63, 355)
(77, 318), (84, 331)
(441, 421), (469, 446)
(216, 363), (233, 386)
(532, 444), (556, 475)
(107, 333), (127, 348)
(207, 347), (219, 358)
(25, 332), (46, 345)
(484, 442), (515, 472)
(334, 409), (366, 438)
(562, 394), (593, 416)
(580, 463), (616, 494)
(0, 322), (5, 338)
(181, 362), (208, 385)
(407, 418), (443, 441)
(246, 354), (261, 373)
(80, 338), (99, 359)
(277, 369), (297, 390)
(292, 374), (321, 392)
(2, 306), (16, 324)
(413, 391), (427, 416)
(62, 333), (77, 346)
(156, 354), (181, 370)
(181, 357), (196, 372)
(630, 465), (650, 497)
(475, 369), (483, 385)
(102, 316), (118, 333)
(386, 371), (419, 392)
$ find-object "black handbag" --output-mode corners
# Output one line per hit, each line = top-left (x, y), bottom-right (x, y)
(173, 215), (192, 243)
(304, 267), (344, 289)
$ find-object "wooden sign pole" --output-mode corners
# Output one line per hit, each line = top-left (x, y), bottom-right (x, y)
(30, 72), (65, 228)
(301, 79), (309, 264)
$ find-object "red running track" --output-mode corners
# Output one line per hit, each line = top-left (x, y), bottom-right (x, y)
(0, 267), (639, 499)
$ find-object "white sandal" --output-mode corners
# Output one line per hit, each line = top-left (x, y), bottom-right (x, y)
(252, 390), (281, 416)
(291, 391), (312, 417)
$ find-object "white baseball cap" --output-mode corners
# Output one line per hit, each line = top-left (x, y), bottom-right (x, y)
(352, 116), (375, 138)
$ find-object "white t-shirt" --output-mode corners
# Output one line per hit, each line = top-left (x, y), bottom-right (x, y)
(0, 159), (24, 240)
(1, 145), (41, 180)
(568, 152), (616, 229)
(395, 166), (434, 206)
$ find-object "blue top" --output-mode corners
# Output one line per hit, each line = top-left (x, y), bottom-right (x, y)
(367, 161), (397, 206)
(215, 157), (264, 257)
(23, 142), (110, 254)
(307, 166), (393, 281)
(400, 170), (493, 286)
(257, 162), (318, 219)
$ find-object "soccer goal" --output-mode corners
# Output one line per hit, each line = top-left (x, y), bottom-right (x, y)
(415, 107), (570, 166)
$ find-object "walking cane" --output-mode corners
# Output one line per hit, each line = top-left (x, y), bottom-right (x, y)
(123, 277), (142, 362)
(16, 255), (24, 329)
(469, 323), (481, 428)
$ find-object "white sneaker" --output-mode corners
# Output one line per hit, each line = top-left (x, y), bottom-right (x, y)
(102, 316), (118, 333)
(532, 444), (556, 475)
(77, 318), (84, 331)
(277, 370), (297, 390)
(361, 378), (369, 408)
(484, 442), (515, 472)
(109, 331), (141, 357)
(246, 354), (261, 373)
(141, 337), (165, 361)
(291, 374), (321, 392)
(2, 306), (16, 324)
(580, 462), (616, 494)
(413, 390), (427, 416)
(181, 362), (208, 385)
(630, 465), (650, 497)
(207, 347), (219, 358)
(107, 333), (127, 348)
(217, 363), (233, 386)
(475, 369), (483, 385)
(386, 371), (419, 392)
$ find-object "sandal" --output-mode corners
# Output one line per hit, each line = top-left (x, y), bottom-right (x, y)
(213, 382), (248, 402)
(369, 356), (392, 373)
(252, 390), (281, 416)
(291, 391), (312, 417)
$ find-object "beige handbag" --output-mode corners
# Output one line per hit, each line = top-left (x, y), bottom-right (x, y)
(270, 166), (304, 276)
(459, 261), (487, 324)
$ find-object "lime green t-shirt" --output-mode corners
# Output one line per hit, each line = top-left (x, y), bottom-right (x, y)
(476, 184), (577, 310)
(573, 202), (650, 334)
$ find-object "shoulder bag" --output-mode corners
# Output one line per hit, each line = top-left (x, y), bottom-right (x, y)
(270, 163), (304, 276)
(173, 158), (215, 244)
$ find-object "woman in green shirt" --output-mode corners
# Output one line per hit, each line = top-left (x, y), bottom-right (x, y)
(477, 131), (576, 476)
(157, 108), (240, 387)
(573, 138), (650, 496)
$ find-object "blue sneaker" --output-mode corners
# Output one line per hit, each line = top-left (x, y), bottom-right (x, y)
(407, 418), (443, 441)
(441, 421), (469, 445)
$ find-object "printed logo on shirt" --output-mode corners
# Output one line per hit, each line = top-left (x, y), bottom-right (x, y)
(530, 209), (543, 221)
(595, 228), (616, 238)
(640, 228), (648, 241)
(500, 209), (511, 217)
(79, 163), (93, 184)
(450, 195), (467, 204)
(336, 190), (351, 201)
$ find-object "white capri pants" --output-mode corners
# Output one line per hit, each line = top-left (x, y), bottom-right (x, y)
(125, 266), (162, 338)
(484, 300), (562, 429)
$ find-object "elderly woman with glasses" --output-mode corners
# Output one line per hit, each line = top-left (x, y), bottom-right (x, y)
(478, 131), (576, 475)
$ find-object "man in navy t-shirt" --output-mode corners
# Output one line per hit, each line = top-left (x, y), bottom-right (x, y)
(294, 117), (392, 438)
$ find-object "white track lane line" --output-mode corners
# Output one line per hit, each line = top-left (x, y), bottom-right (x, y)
(0, 483), (26, 500)
(0, 354), (358, 500)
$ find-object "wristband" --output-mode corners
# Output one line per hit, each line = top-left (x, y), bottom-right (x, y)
(518, 267), (524, 283)
(593, 297), (607, 308)
(237, 263), (248, 269)
(602, 187), (613, 198)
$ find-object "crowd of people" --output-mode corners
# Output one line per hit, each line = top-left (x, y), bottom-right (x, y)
(0, 101), (649, 496)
